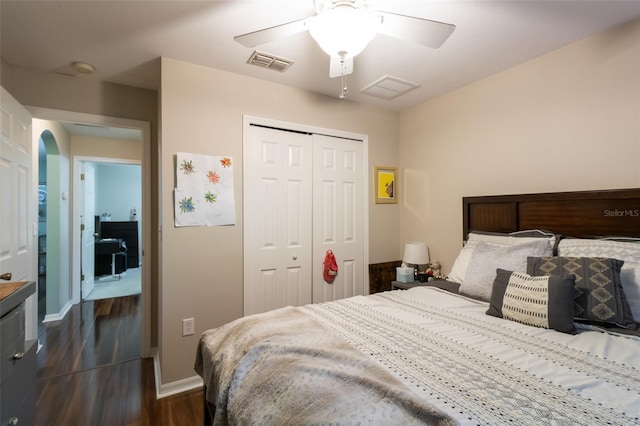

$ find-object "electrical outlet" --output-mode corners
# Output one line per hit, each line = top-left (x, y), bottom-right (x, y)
(182, 318), (194, 336)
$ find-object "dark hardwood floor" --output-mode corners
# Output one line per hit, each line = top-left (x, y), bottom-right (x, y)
(35, 295), (203, 425)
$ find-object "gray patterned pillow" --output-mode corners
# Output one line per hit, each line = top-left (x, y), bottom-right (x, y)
(486, 269), (576, 334)
(557, 238), (640, 323)
(527, 256), (636, 329)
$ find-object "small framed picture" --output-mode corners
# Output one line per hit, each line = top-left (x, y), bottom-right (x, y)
(374, 166), (397, 204)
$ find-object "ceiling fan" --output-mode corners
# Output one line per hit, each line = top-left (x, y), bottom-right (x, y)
(234, 0), (455, 88)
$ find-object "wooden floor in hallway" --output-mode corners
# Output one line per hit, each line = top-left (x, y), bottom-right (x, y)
(35, 295), (203, 425)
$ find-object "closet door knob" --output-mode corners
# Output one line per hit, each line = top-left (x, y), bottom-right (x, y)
(293, 256), (297, 260)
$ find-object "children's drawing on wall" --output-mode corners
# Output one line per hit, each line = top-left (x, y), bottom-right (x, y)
(174, 152), (236, 227)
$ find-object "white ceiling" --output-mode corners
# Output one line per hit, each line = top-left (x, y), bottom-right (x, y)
(2, 0), (640, 112)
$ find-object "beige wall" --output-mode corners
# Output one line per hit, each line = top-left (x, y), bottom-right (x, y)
(159, 57), (400, 384)
(1, 62), (158, 125)
(70, 134), (142, 161)
(399, 18), (640, 275)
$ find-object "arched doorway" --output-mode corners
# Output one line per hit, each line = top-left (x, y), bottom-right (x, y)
(37, 130), (61, 332)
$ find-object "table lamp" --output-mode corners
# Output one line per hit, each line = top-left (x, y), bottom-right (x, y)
(402, 241), (430, 280)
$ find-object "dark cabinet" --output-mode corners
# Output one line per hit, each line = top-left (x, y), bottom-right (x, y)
(0, 282), (36, 426)
(100, 221), (139, 268)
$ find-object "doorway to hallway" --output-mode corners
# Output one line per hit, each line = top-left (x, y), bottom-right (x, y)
(79, 159), (142, 302)
(30, 106), (152, 358)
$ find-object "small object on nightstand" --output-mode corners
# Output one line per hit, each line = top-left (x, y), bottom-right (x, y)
(429, 260), (442, 278)
(396, 267), (414, 283)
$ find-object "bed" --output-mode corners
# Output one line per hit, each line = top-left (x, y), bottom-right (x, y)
(195, 188), (640, 425)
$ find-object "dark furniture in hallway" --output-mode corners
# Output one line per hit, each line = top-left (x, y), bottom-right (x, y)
(95, 238), (127, 277)
(101, 221), (139, 269)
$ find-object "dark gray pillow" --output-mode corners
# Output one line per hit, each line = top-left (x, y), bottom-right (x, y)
(527, 256), (636, 329)
(487, 269), (576, 334)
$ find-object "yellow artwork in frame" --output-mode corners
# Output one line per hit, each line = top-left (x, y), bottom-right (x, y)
(374, 166), (398, 204)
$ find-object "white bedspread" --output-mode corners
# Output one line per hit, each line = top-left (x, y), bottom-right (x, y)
(301, 287), (640, 425)
(197, 286), (640, 425)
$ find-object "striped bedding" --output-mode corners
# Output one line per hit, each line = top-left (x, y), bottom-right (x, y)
(196, 286), (640, 425)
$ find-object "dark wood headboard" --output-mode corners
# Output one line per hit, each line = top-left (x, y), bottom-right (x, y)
(463, 188), (640, 241)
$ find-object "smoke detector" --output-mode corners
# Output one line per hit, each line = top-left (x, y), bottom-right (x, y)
(72, 61), (96, 74)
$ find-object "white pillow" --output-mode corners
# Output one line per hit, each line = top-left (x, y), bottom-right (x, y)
(557, 238), (640, 323)
(447, 231), (556, 284)
(459, 239), (553, 301)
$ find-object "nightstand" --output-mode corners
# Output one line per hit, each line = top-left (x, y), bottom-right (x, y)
(392, 279), (461, 294)
(391, 280), (429, 290)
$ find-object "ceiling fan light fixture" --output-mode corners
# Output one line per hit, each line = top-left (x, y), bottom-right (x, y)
(309, 5), (381, 59)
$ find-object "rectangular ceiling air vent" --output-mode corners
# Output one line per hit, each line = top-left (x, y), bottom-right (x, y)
(247, 51), (294, 73)
(360, 75), (420, 100)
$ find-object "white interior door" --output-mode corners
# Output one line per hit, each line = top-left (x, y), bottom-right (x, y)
(0, 86), (36, 338)
(0, 87), (34, 282)
(312, 134), (364, 303)
(244, 125), (313, 315)
(80, 162), (95, 298)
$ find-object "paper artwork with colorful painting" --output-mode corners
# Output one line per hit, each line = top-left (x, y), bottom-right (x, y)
(174, 152), (236, 227)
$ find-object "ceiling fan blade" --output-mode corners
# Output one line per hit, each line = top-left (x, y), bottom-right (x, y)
(376, 11), (455, 49)
(234, 18), (312, 48)
(329, 55), (353, 78)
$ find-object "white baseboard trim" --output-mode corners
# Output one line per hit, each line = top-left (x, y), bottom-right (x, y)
(153, 349), (203, 399)
(42, 299), (73, 323)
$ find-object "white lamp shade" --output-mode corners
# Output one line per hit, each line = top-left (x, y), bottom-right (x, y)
(403, 242), (429, 265)
(308, 5), (381, 58)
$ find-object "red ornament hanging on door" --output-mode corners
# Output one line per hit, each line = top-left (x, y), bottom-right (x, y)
(323, 250), (338, 283)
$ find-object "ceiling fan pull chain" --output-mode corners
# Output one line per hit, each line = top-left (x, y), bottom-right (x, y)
(339, 55), (348, 99)
(340, 73), (348, 99)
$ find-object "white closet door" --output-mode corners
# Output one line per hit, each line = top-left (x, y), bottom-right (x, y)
(244, 126), (313, 315)
(312, 134), (364, 303)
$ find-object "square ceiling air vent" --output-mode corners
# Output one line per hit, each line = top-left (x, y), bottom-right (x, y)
(360, 75), (420, 100)
(247, 51), (294, 73)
